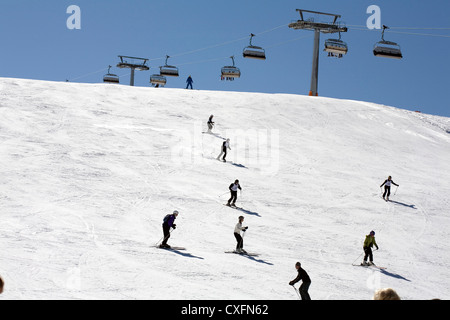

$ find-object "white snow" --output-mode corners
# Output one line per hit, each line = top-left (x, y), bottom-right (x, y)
(0, 77), (449, 300)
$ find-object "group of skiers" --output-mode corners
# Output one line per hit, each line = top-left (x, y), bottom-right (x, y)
(155, 112), (401, 300)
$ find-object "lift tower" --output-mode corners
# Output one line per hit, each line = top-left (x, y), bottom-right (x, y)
(117, 56), (150, 86)
(289, 9), (347, 96)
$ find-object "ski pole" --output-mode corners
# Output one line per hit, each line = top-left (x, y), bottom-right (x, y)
(219, 191), (229, 198)
(155, 228), (175, 247)
(352, 252), (364, 266)
(394, 186), (399, 196)
(291, 285), (301, 300)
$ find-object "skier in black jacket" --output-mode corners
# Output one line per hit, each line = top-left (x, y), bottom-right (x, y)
(217, 138), (231, 162)
(380, 176), (399, 201)
(289, 262), (311, 300)
(160, 210), (179, 248)
(227, 179), (242, 207)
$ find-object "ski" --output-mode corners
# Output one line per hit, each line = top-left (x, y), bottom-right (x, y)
(225, 251), (259, 257)
(223, 204), (243, 210)
(153, 245), (186, 251)
(352, 264), (386, 270)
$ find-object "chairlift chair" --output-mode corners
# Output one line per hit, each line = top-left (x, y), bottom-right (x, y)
(373, 25), (403, 59)
(243, 33), (266, 60)
(103, 65), (120, 84)
(150, 74), (167, 87)
(324, 39), (348, 58)
(221, 56), (241, 81)
(160, 55), (179, 77)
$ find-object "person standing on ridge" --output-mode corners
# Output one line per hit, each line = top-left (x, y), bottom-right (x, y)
(160, 210), (179, 248)
(362, 230), (379, 266)
(207, 115), (215, 133)
(186, 75), (194, 89)
(234, 216), (248, 253)
(227, 179), (242, 207)
(380, 176), (399, 201)
(289, 262), (312, 300)
(217, 138), (231, 162)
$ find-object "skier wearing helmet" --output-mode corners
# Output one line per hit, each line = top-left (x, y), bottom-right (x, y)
(362, 231), (379, 266)
(160, 210), (179, 248)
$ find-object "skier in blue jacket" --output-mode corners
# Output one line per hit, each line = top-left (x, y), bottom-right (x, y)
(160, 210), (179, 248)
(186, 76), (194, 89)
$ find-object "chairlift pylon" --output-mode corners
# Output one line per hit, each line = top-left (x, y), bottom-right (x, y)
(243, 33), (266, 60)
(221, 56), (241, 81)
(103, 65), (120, 84)
(373, 25), (403, 59)
(160, 55), (179, 77)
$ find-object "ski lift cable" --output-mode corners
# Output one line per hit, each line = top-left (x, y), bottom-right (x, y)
(145, 22), (291, 62)
(349, 26), (450, 38)
(178, 34), (312, 67)
(177, 56), (231, 67)
(69, 67), (110, 82)
(347, 25), (450, 38)
(347, 24), (450, 31)
(264, 34), (313, 49)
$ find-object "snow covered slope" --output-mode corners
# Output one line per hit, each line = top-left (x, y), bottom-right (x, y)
(0, 77), (449, 300)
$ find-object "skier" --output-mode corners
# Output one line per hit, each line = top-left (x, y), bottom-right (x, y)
(0, 275), (4, 294)
(289, 262), (312, 300)
(227, 179), (242, 207)
(380, 176), (399, 201)
(207, 115), (215, 133)
(186, 75), (194, 89)
(234, 216), (248, 253)
(217, 138), (231, 162)
(373, 288), (401, 300)
(362, 230), (379, 266)
(160, 210), (179, 248)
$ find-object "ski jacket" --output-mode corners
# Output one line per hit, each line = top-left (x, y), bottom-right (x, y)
(229, 183), (242, 192)
(234, 222), (247, 234)
(208, 116), (214, 124)
(291, 268), (311, 284)
(186, 77), (193, 84)
(381, 179), (398, 188)
(363, 235), (379, 249)
(163, 214), (177, 228)
(222, 141), (230, 151)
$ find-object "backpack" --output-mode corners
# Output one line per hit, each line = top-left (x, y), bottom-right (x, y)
(163, 214), (171, 223)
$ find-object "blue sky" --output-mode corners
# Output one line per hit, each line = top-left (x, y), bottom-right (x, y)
(0, 0), (449, 117)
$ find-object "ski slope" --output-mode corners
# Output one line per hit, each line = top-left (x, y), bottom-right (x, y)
(0, 77), (449, 300)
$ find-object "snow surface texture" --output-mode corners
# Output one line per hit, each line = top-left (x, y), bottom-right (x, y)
(0, 78), (449, 300)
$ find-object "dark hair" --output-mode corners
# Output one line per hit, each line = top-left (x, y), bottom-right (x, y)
(295, 262), (301, 267)
(0, 276), (4, 293)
